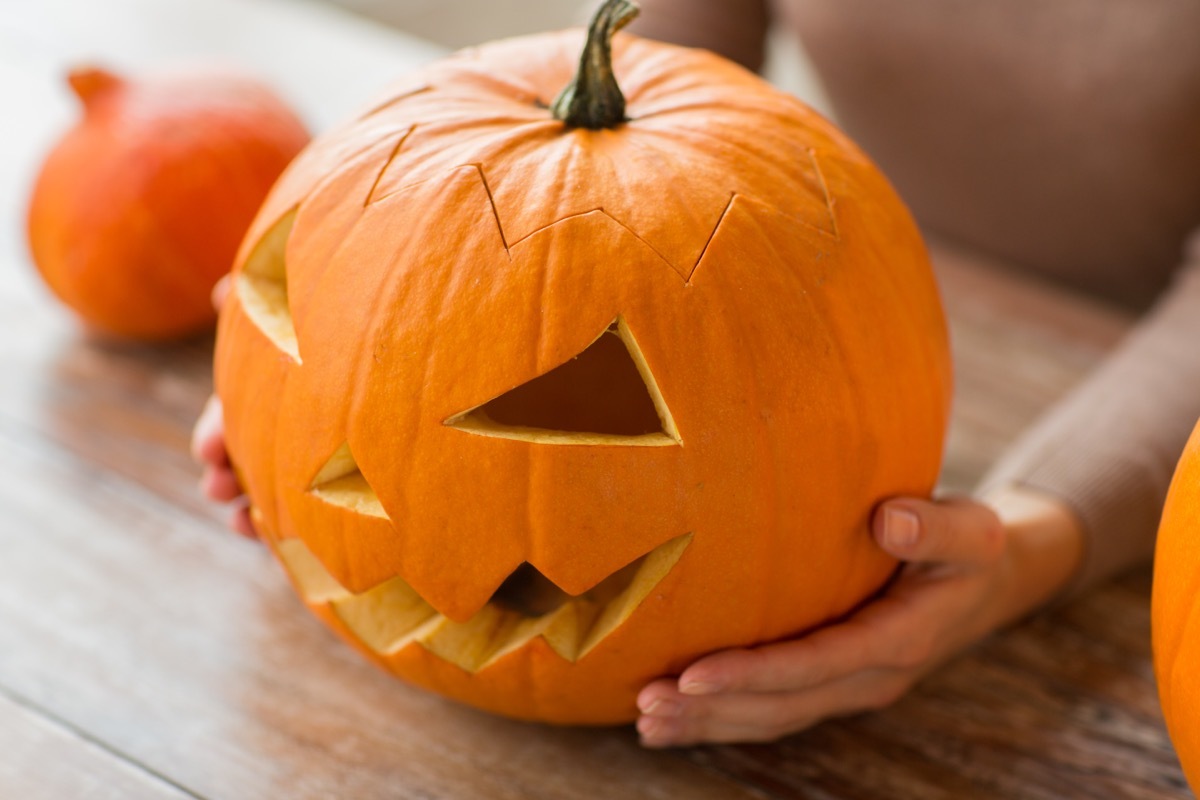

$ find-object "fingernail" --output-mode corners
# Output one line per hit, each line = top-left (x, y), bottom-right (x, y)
(884, 508), (920, 549)
(679, 679), (721, 696)
(641, 699), (682, 717)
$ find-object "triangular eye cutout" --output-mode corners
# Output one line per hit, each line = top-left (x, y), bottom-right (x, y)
(309, 442), (390, 519)
(445, 317), (681, 446)
(237, 208), (301, 362)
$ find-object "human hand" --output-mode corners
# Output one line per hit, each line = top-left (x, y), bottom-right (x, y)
(635, 489), (1083, 746)
(191, 275), (257, 539)
(191, 394), (257, 538)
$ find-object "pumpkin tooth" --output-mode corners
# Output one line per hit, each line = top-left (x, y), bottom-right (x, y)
(578, 533), (692, 657)
(276, 537), (352, 603)
(331, 577), (438, 654)
(480, 599), (605, 668)
(273, 533), (692, 672)
(415, 605), (528, 672)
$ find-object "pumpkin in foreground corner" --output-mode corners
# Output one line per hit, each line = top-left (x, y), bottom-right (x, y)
(214, 0), (952, 724)
(1154, 420), (1200, 791)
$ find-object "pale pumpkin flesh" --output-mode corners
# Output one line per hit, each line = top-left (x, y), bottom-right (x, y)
(276, 531), (692, 671)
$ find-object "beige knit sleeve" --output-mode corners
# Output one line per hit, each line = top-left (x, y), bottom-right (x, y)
(626, 0), (771, 71)
(980, 232), (1200, 595)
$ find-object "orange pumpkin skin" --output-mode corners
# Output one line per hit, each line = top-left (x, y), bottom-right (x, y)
(214, 30), (952, 724)
(27, 67), (309, 341)
(1154, 420), (1200, 791)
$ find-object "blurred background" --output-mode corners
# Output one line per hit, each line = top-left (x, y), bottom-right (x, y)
(320, 0), (832, 113)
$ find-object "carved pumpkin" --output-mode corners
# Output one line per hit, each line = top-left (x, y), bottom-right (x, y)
(214, 0), (951, 724)
(27, 66), (309, 340)
(1154, 420), (1200, 790)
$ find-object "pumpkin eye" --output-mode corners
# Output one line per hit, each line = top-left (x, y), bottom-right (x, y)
(308, 442), (389, 519)
(237, 208), (301, 362)
(445, 317), (680, 446)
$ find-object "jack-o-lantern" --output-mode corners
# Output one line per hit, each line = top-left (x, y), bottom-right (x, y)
(214, 0), (951, 724)
(1154, 420), (1200, 790)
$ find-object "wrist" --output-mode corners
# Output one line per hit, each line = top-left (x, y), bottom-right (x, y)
(980, 484), (1086, 628)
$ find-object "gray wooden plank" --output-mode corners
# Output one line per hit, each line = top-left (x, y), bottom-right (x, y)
(0, 690), (197, 800)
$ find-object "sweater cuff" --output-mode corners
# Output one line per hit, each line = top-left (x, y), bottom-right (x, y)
(980, 438), (1166, 600)
(977, 249), (1200, 600)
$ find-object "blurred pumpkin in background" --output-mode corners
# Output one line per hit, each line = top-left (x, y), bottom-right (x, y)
(1154, 420), (1200, 792)
(214, 0), (952, 723)
(27, 65), (309, 341)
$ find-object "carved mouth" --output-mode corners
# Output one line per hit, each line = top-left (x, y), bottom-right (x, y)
(274, 533), (692, 672)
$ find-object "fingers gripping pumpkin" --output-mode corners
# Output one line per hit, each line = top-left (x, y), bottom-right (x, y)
(214, 0), (952, 724)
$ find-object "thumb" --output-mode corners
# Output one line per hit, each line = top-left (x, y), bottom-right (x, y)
(873, 497), (1005, 566)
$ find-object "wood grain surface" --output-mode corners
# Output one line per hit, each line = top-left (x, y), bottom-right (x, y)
(0, 1), (1190, 797)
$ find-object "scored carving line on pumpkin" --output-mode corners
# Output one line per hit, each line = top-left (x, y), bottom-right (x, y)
(367, 160), (706, 282)
(468, 162), (510, 254)
(274, 532), (693, 672)
(364, 127), (417, 207)
(808, 149), (840, 241)
(686, 192), (736, 284)
(508, 207), (681, 280)
(356, 84), (434, 123)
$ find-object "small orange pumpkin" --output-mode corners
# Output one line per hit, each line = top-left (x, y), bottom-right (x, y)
(1154, 420), (1200, 790)
(27, 66), (309, 340)
(215, 0), (951, 724)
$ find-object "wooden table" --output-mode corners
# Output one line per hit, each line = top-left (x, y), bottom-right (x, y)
(0, 1), (1189, 797)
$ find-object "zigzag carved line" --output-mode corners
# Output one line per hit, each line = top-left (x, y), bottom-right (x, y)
(365, 154), (840, 285)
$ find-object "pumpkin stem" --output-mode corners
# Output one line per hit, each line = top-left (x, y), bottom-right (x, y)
(68, 66), (123, 106)
(551, 0), (639, 129)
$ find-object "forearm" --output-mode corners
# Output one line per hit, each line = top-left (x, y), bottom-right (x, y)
(980, 237), (1200, 597)
(626, 0), (771, 71)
